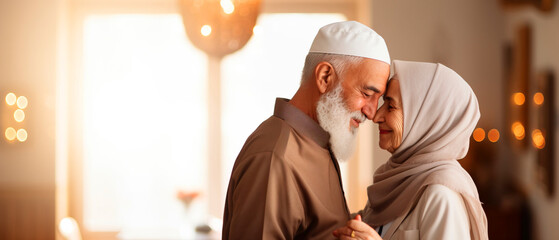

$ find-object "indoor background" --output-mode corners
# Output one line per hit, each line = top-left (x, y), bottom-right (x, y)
(0, 0), (558, 239)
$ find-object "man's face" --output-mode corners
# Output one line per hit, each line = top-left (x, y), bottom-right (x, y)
(316, 58), (390, 160)
(340, 58), (390, 129)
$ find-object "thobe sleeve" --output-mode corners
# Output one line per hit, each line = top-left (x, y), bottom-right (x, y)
(225, 152), (304, 240)
(417, 184), (471, 240)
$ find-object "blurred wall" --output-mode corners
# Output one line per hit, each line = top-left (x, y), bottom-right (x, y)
(369, 0), (505, 178)
(0, 0), (57, 239)
(371, 1), (559, 240)
(503, 5), (559, 240)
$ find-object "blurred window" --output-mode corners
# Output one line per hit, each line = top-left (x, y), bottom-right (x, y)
(79, 6), (351, 237)
(82, 14), (208, 231)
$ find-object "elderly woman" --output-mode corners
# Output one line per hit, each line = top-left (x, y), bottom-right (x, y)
(334, 60), (488, 240)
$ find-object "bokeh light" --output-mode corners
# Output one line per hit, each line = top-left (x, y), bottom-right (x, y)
(488, 129), (500, 142)
(6, 93), (16, 106)
(534, 92), (544, 105)
(532, 129), (545, 149)
(220, 0), (235, 14)
(253, 25), (261, 35)
(512, 121), (525, 140)
(513, 92), (525, 105)
(473, 128), (485, 142)
(201, 25), (212, 36)
(16, 129), (27, 142)
(5, 127), (16, 141)
(17, 96), (28, 109)
(14, 109), (25, 122)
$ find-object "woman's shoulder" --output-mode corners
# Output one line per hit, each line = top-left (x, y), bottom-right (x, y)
(417, 184), (466, 212)
(411, 184), (470, 230)
(394, 184), (471, 239)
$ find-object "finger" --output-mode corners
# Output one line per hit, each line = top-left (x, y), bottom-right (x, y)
(335, 226), (354, 237)
(347, 220), (370, 231)
(340, 235), (356, 240)
(347, 220), (381, 237)
(332, 229), (339, 238)
(355, 214), (362, 221)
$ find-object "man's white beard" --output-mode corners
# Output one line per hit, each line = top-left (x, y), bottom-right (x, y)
(316, 84), (366, 161)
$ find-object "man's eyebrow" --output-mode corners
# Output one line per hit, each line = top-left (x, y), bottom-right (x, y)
(365, 86), (381, 93)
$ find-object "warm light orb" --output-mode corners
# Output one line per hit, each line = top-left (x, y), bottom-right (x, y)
(16, 129), (27, 142)
(220, 0), (235, 14)
(253, 25), (261, 36)
(59, 217), (75, 236)
(534, 92), (544, 105)
(532, 129), (545, 149)
(6, 93), (16, 106)
(14, 109), (25, 122)
(17, 96), (28, 109)
(5, 127), (16, 141)
(488, 129), (500, 142)
(512, 121), (525, 140)
(473, 128), (485, 142)
(201, 25), (212, 36)
(513, 92), (525, 105)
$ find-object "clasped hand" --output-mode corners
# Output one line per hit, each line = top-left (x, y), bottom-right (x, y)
(332, 215), (383, 240)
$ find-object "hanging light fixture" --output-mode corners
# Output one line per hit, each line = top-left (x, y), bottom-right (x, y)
(179, 0), (262, 58)
(178, 0), (262, 218)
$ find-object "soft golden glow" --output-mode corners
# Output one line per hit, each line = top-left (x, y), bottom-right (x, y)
(201, 25), (212, 36)
(14, 109), (25, 122)
(5, 127), (16, 141)
(488, 129), (500, 142)
(512, 121), (525, 140)
(59, 217), (77, 237)
(16, 96), (28, 109)
(253, 25), (261, 35)
(534, 92), (544, 105)
(513, 92), (525, 105)
(532, 129), (545, 149)
(16, 129), (27, 142)
(6, 93), (16, 106)
(220, 0), (235, 14)
(473, 128), (485, 142)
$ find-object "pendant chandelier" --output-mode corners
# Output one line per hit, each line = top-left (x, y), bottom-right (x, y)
(178, 0), (262, 218)
(179, 0), (262, 58)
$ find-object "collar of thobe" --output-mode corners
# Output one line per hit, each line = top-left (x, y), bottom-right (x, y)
(273, 98), (330, 149)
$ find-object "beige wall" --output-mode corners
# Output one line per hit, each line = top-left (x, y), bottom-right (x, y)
(0, 0), (57, 187)
(0, 0), (58, 239)
(371, 1), (559, 239)
(369, 0), (505, 181)
(503, 6), (559, 240)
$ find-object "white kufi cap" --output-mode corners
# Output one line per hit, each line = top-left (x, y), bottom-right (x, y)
(309, 21), (390, 64)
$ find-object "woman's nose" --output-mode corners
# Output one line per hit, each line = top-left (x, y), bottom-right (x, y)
(373, 106), (385, 123)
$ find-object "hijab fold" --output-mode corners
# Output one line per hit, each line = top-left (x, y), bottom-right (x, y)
(365, 60), (488, 240)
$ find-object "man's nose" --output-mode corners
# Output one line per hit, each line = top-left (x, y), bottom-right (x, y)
(362, 102), (375, 120)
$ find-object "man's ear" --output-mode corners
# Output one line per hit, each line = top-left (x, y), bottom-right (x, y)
(315, 61), (336, 94)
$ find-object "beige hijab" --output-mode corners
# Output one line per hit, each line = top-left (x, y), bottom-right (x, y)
(366, 60), (488, 239)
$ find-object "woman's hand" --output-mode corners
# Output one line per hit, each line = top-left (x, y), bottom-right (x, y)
(332, 215), (383, 240)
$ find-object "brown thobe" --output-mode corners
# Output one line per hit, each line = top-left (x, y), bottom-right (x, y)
(222, 98), (350, 240)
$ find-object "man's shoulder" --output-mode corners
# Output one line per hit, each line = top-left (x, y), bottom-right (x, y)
(242, 116), (296, 154)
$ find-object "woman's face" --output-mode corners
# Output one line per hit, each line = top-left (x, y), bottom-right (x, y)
(373, 79), (404, 153)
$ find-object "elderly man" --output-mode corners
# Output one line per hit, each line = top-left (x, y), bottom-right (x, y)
(222, 21), (390, 239)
